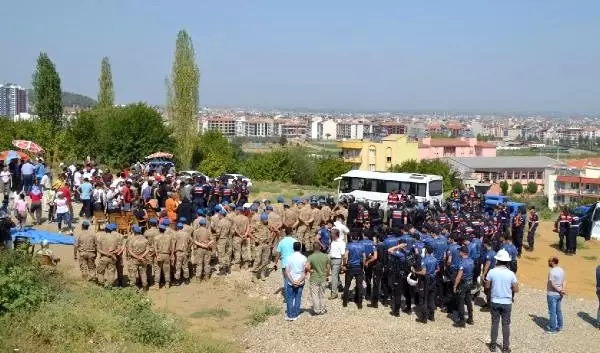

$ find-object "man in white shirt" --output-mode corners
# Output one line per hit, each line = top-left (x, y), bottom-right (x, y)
(285, 241), (307, 321)
(0, 167), (11, 196)
(328, 228), (346, 299)
(334, 215), (349, 242)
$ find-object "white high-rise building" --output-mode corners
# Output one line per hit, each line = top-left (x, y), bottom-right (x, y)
(0, 84), (27, 117)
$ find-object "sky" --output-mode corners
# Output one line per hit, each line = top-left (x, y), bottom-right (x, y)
(1, 0), (599, 114)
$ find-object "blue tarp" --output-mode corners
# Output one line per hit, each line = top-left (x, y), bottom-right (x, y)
(10, 227), (74, 245)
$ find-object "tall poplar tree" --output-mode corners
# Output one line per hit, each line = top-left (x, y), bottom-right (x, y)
(32, 52), (63, 129)
(169, 29), (200, 169)
(98, 57), (114, 108)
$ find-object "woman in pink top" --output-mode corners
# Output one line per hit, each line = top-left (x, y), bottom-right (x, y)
(28, 185), (43, 225)
(14, 193), (28, 230)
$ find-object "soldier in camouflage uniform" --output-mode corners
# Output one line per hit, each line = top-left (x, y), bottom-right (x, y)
(128, 225), (150, 289)
(152, 223), (173, 288)
(74, 220), (97, 281)
(173, 222), (192, 284)
(192, 217), (213, 281)
(251, 212), (271, 282)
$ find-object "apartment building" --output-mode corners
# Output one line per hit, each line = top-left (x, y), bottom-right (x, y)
(0, 84), (27, 117)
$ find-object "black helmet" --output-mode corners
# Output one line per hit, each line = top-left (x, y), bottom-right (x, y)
(347, 195), (355, 203)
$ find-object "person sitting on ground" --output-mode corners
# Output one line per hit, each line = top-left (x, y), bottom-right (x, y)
(36, 239), (60, 265)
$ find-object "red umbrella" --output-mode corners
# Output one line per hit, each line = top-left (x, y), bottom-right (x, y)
(146, 152), (173, 159)
(12, 140), (44, 154)
(0, 150), (29, 162)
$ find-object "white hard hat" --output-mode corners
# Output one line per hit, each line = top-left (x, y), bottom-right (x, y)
(41, 239), (49, 247)
(406, 273), (418, 287)
(494, 249), (511, 262)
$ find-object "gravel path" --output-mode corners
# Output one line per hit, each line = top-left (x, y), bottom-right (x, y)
(241, 270), (600, 353)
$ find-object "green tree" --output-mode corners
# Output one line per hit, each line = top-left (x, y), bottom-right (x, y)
(196, 130), (237, 176)
(97, 57), (115, 108)
(390, 159), (462, 192)
(314, 158), (352, 188)
(499, 180), (509, 195)
(526, 181), (538, 196)
(169, 30), (200, 169)
(511, 182), (524, 196)
(32, 52), (63, 130)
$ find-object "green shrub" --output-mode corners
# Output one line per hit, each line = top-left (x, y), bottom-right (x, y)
(0, 251), (61, 314)
(248, 303), (281, 326)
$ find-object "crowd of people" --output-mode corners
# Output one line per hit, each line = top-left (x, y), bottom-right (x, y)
(2, 157), (600, 353)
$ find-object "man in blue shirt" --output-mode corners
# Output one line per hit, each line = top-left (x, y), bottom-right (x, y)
(453, 245), (474, 327)
(360, 230), (376, 298)
(78, 178), (94, 219)
(275, 227), (297, 297)
(387, 240), (409, 317)
(501, 235), (519, 274)
(416, 245), (438, 323)
(481, 239), (497, 311)
(343, 232), (366, 309)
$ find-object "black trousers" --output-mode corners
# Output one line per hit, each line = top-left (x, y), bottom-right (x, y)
(370, 265), (383, 305)
(567, 228), (578, 253)
(390, 272), (405, 315)
(512, 229), (524, 256)
(402, 275), (413, 310)
(417, 277), (436, 319)
(382, 265), (392, 303)
(456, 282), (473, 322)
(435, 271), (445, 307)
(343, 267), (364, 304)
(473, 259), (482, 286)
(527, 223), (538, 249)
(558, 227), (568, 250)
(364, 264), (374, 297)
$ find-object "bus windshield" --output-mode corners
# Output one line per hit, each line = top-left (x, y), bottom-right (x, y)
(340, 177), (427, 197)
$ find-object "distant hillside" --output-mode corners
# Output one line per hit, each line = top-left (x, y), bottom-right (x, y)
(26, 89), (97, 108)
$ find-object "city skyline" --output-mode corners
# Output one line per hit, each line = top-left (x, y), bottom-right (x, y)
(1, 1), (599, 114)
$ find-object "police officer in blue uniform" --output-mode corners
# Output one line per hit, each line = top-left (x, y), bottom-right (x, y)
(342, 232), (366, 309)
(480, 239), (496, 311)
(431, 229), (448, 308)
(444, 236), (462, 313)
(360, 229), (376, 298)
(381, 230), (400, 305)
(452, 245), (474, 327)
(387, 240), (409, 316)
(467, 233), (482, 287)
(501, 234), (518, 273)
(416, 245), (438, 323)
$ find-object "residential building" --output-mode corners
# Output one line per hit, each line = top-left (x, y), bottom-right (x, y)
(338, 134), (419, 172)
(446, 156), (563, 192)
(547, 158), (600, 209)
(281, 122), (308, 138)
(202, 117), (236, 136)
(0, 84), (27, 117)
(418, 136), (496, 159)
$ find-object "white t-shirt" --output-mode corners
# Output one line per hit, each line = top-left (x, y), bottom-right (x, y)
(68, 165), (76, 173)
(286, 251), (307, 285)
(55, 198), (69, 214)
(0, 171), (10, 183)
(40, 174), (51, 189)
(329, 239), (346, 259)
(73, 171), (82, 186)
(82, 172), (92, 181)
(333, 221), (349, 242)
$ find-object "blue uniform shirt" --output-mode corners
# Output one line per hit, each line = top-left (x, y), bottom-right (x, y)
(413, 240), (425, 257)
(502, 243), (518, 262)
(346, 242), (365, 268)
(449, 244), (462, 270)
(421, 234), (433, 247)
(398, 234), (414, 248)
(422, 254), (438, 277)
(485, 249), (497, 269)
(360, 239), (375, 258)
(390, 249), (406, 262)
(318, 226), (331, 249)
(383, 236), (400, 250)
(432, 237), (448, 264)
(468, 238), (481, 260)
(459, 257), (475, 282)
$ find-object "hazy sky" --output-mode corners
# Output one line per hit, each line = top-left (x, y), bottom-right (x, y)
(1, 0), (599, 113)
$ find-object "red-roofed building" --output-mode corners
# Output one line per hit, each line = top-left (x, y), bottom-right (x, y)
(418, 136), (496, 160)
(548, 160), (600, 209)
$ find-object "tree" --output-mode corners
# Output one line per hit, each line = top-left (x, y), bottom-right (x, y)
(511, 182), (524, 196)
(390, 159), (462, 192)
(169, 30), (200, 169)
(97, 57), (114, 108)
(526, 181), (538, 196)
(499, 180), (509, 195)
(197, 130), (237, 176)
(32, 52), (63, 130)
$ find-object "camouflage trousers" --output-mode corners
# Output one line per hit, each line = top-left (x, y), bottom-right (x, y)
(217, 236), (232, 267)
(97, 255), (116, 286)
(174, 251), (190, 280)
(153, 254), (171, 285)
(296, 224), (313, 252)
(78, 251), (96, 280)
(128, 258), (149, 287)
(232, 236), (253, 266)
(252, 242), (271, 278)
(193, 248), (211, 278)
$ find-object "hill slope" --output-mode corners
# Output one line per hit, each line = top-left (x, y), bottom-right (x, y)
(26, 89), (97, 108)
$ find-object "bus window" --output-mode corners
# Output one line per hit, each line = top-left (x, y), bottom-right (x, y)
(383, 180), (401, 193)
(429, 180), (443, 196)
(416, 183), (427, 197)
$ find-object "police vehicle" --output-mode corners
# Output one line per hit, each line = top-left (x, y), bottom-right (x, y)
(335, 170), (444, 211)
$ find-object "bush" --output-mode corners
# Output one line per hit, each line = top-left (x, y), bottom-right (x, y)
(499, 181), (509, 195)
(0, 251), (61, 314)
(248, 303), (281, 326)
(511, 182), (523, 195)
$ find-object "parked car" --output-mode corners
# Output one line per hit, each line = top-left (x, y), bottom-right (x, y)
(178, 170), (207, 180)
(220, 173), (253, 189)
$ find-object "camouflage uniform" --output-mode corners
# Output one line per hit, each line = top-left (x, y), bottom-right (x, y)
(173, 229), (192, 281)
(128, 234), (149, 287)
(96, 231), (119, 287)
(231, 213), (249, 268)
(75, 229), (97, 280)
(192, 226), (212, 279)
(216, 215), (233, 268)
(298, 204), (314, 251)
(251, 221), (271, 281)
(153, 230), (173, 287)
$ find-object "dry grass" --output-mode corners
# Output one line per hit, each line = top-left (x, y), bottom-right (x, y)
(250, 180), (336, 201)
